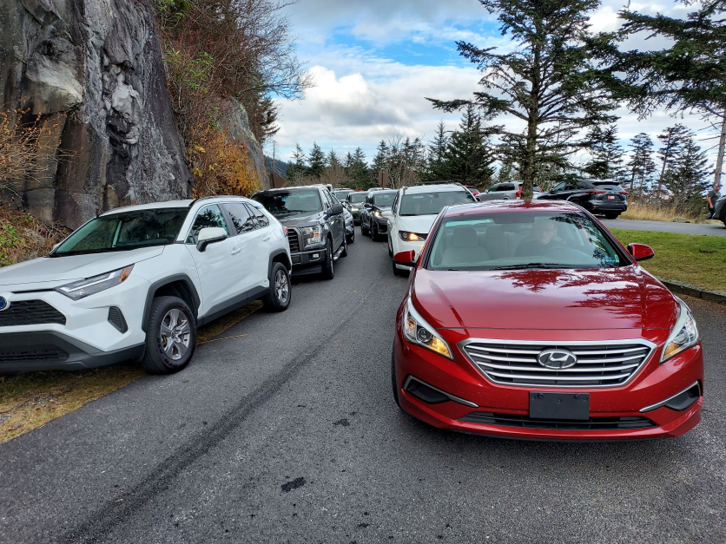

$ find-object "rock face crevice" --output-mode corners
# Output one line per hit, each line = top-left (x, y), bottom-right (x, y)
(1, 0), (192, 228)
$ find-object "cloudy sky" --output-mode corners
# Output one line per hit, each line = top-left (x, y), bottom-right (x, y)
(270, 0), (721, 171)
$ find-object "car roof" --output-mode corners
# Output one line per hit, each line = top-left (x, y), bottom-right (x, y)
(443, 199), (583, 218)
(101, 200), (195, 215)
(255, 185), (323, 193)
(403, 183), (468, 194)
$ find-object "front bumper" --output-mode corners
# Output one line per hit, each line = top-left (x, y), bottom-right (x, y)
(290, 248), (328, 274)
(0, 331), (144, 372)
(393, 326), (703, 441)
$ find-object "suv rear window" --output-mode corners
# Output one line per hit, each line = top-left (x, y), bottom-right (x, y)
(400, 191), (475, 216)
(591, 181), (626, 192)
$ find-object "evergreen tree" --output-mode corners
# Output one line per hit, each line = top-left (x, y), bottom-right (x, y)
(327, 150), (342, 169)
(287, 144), (307, 184)
(655, 124), (692, 201)
(372, 140), (390, 182)
(307, 143), (326, 179)
(582, 125), (624, 180)
(624, 133), (656, 197)
(497, 159), (515, 182)
(429, 0), (618, 198)
(664, 134), (711, 213)
(444, 105), (494, 186)
(423, 122), (451, 182)
(346, 148), (370, 189)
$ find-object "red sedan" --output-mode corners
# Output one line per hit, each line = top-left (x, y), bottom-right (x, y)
(392, 200), (703, 440)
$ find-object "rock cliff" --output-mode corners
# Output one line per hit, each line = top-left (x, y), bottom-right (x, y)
(1, 0), (192, 228)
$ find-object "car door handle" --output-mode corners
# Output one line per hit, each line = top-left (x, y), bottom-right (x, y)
(230, 247), (242, 255)
(262, 234), (272, 241)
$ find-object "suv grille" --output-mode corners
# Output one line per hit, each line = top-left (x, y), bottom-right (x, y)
(0, 300), (66, 327)
(287, 229), (300, 253)
(461, 340), (653, 388)
(460, 412), (655, 430)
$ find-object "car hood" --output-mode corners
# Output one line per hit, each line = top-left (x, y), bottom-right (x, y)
(275, 211), (325, 227)
(411, 266), (678, 331)
(395, 215), (438, 234)
(0, 247), (165, 288)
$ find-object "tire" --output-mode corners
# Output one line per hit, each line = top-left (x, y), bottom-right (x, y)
(371, 221), (379, 241)
(361, 218), (369, 236)
(340, 235), (348, 258)
(141, 296), (196, 375)
(347, 230), (355, 244)
(387, 236), (393, 256)
(392, 257), (406, 277)
(321, 237), (335, 280)
(391, 343), (401, 409)
(604, 212), (619, 220)
(262, 262), (291, 312)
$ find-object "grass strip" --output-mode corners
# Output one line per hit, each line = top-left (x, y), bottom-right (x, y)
(610, 228), (726, 292)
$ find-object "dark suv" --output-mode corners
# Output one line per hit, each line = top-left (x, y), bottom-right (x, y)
(360, 190), (397, 239)
(537, 179), (628, 219)
(253, 185), (347, 279)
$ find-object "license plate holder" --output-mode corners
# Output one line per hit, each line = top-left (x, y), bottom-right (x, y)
(607, 195), (615, 200)
(529, 392), (589, 420)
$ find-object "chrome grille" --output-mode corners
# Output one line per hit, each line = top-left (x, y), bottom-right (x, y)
(287, 229), (300, 253)
(461, 340), (654, 388)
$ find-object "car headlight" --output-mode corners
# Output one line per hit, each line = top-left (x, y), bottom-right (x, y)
(351, 207), (360, 212)
(402, 298), (453, 359)
(661, 299), (699, 362)
(56, 265), (134, 300)
(399, 231), (426, 242)
(302, 225), (323, 245)
(373, 210), (381, 217)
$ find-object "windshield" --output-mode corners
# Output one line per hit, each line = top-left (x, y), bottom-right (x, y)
(52, 208), (188, 257)
(373, 193), (396, 207)
(333, 190), (352, 200)
(426, 212), (629, 271)
(400, 191), (474, 216)
(347, 193), (367, 204)
(254, 190), (322, 216)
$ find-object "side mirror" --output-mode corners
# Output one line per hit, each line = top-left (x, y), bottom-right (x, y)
(627, 243), (655, 262)
(393, 250), (417, 268)
(331, 203), (343, 215)
(197, 227), (228, 252)
(475, 196), (481, 202)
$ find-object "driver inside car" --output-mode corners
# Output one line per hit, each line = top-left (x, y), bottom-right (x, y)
(515, 217), (565, 257)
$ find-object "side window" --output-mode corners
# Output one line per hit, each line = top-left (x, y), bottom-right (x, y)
(552, 182), (566, 193)
(321, 190), (332, 209)
(186, 205), (229, 244)
(578, 180), (594, 190)
(224, 202), (256, 235)
(391, 193), (399, 214)
(247, 204), (270, 229)
(501, 183), (515, 191)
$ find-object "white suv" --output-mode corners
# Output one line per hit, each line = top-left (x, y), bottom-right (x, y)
(387, 184), (475, 275)
(0, 197), (291, 375)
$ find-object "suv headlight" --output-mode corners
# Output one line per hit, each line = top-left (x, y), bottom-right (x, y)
(399, 231), (426, 242)
(402, 298), (452, 359)
(661, 299), (699, 362)
(302, 225), (322, 245)
(56, 265), (134, 300)
(373, 210), (381, 217)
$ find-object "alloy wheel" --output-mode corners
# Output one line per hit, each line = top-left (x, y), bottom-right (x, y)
(275, 269), (289, 304)
(159, 308), (191, 361)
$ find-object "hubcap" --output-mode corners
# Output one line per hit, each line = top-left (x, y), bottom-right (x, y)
(159, 308), (191, 361)
(275, 269), (289, 304)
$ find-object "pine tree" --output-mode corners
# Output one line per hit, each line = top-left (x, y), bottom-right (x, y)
(664, 135), (711, 213)
(444, 105), (494, 186)
(624, 133), (656, 197)
(429, 0), (618, 198)
(423, 122), (451, 182)
(372, 140), (389, 182)
(307, 143), (326, 179)
(287, 144), (307, 184)
(582, 125), (623, 180)
(346, 148), (369, 189)
(655, 124), (692, 201)
(327, 150), (342, 169)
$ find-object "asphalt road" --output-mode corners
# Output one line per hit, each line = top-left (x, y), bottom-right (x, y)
(603, 217), (726, 237)
(1, 233), (725, 543)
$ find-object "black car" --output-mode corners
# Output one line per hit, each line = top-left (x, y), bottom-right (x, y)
(537, 179), (628, 219)
(253, 185), (347, 279)
(332, 188), (354, 202)
(343, 192), (368, 224)
(360, 190), (397, 240)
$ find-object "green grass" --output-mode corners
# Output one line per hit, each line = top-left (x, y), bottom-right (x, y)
(610, 229), (726, 292)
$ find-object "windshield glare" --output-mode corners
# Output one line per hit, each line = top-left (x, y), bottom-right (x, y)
(52, 208), (188, 257)
(373, 194), (395, 207)
(254, 190), (322, 215)
(347, 193), (367, 204)
(401, 191), (474, 216)
(427, 212), (629, 271)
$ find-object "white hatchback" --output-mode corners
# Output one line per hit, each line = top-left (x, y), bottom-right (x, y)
(386, 184), (476, 275)
(0, 197), (291, 374)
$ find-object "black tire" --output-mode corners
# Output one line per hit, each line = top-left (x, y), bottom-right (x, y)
(340, 235), (348, 258)
(392, 257), (406, 277)
(141, 296), (196, 375)
(361, 218), (369, 236)
(391, 343), (401, 408)
(347, 230), (355, 244)
(321, 237), (335, 280)
(387, 236), (393, 256)
(262, 262), (291, 312)
(371, 221), (379, 241)
(604, 212), (619, 220)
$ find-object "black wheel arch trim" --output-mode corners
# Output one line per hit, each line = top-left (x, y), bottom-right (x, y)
(268, 249), (292, 277)
(142, 275), (201, 332)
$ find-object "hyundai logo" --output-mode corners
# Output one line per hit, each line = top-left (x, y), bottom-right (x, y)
(537, 348), (577, 370)
(0, 296), (9, 312)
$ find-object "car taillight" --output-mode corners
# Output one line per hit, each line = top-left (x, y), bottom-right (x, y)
(516, 187), (522, 198)
(619, 191), (628, 195)
(591, 190), (606, 194)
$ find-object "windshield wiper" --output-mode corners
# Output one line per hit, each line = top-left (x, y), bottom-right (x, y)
(491, 263), (576, 270)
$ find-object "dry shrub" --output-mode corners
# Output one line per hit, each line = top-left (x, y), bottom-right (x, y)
(0, 109), (69, 193)
(190, 127), (261, 198)
(621, 201), (705, 224)
(0, 207), (67, 267)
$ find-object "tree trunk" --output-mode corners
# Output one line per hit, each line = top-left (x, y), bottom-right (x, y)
(714, 113), (726, 189)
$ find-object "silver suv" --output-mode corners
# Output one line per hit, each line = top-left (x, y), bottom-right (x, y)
(478, 181), (541, 201)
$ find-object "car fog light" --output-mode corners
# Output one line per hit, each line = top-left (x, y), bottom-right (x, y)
(312, 253), (320, 259)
